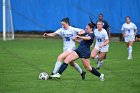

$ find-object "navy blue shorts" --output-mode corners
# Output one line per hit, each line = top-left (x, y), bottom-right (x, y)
(74, 49), (90, 59)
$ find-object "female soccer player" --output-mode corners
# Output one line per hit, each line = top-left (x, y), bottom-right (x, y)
(43, 17), (86, 79)
(91, 21), (109, 69)
(121, 16), (138, 60)
(51, 23), (104, 81)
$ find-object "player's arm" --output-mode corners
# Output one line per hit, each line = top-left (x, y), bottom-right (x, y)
(76, 35), (91, 40)
(43, 33), (57, 37)
(73, 37), (81, 43)
(121, 25), (126, 37)
(90, 37), (96, 48)
(99, 39), (109, 48)
(106, 21), (111, 37)
(77, 30), (85, 35)
(108, 27), (111, 37)
(134, 29), (138, 36)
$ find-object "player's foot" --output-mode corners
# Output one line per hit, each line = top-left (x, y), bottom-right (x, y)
(99, 74), (104, 81)
(51, 73), (61, 79)
(81, 71), (86, 80)
(128, 55), (132, 60)
(48, 73), (54, 79)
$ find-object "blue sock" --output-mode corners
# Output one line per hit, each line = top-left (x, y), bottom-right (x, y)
(58, 63), (68, 74)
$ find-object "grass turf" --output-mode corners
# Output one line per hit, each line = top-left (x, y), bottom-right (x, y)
(0, 38), (140, 93)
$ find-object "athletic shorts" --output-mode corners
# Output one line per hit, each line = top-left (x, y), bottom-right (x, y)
(74, 49), (90, 59)
(63, 47), (76, 52)
(95, 45), (109, 52)
(124, 35), (135, 42)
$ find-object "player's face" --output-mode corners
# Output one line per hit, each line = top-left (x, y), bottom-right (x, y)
(126, 17), (130, 23)
(86, 25), (92, 33)
(97, 22), (103, 30)
(99, 15), (103, 20)
(61, 22), (69, 29)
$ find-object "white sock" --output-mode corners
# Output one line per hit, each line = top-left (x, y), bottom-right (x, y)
(128, 46), (132, 56)
(95, 55), (99, 59)
(52, 61), (62, 74)
(97, 60), (103, 67)
(73, 63), (83, 74)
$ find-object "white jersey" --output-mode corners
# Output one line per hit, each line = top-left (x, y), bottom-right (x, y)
(54, 26), (82, 51)
(94, 28), (109, 52)
(121, 22), (137, 36)
(121, 22), (137, 42)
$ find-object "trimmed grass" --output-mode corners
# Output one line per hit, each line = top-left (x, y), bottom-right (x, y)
(0, 38), (140, 93)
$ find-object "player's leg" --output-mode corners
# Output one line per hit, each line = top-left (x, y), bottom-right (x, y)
(70, 61), (86, 79)
(97, 52), (106, 69)
(127, 41), (134, 60)
(81, 58), (104, 81)
(52, 50), (70, 74)
(91, 48), (99, 59)
(51, 51), (79, 78)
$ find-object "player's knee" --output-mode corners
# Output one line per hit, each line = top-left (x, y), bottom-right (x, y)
(57, 56), (63, 62)
(85, 66), (92, 71)
(91, 55), (95, 59)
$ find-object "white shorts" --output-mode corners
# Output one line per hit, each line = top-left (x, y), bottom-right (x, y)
(63, 47), (76, 52)
(95, 45), (109, 52)
(124, 35), (135, 42)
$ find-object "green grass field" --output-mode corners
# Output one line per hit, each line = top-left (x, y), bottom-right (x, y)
(0, 38), (140, 93)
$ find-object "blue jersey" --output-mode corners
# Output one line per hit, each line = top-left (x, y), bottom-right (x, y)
(75, 32), (94, 58)
(78, 32), (94, 51)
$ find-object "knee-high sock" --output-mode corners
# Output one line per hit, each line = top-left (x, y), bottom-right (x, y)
(128, 46), (132, 56)
(52, 61), (62, 74)
(90, 67), (101, 77)
(58, 63), (68, 74)
(72, 63), (83, 74)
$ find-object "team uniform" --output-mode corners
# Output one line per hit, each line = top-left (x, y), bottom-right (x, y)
(96, 20), (109, 34)
(51, 32), (105, 81)
(55, 26), (83, 51)
(74, 32), (94, 58)
(94, 28), (109, 52)
(121, 22), (137, 42)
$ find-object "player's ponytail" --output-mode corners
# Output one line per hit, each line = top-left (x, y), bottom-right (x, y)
(61, 17), (70, 25)
(88, 23), (94, 31)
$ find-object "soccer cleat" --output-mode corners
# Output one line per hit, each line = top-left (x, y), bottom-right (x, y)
(81, 71), (86, 80)
(48, 73), (54, 79)
(51, 73), (61, 79)
(99, 74), (104, 81)
(128, 55), (132, 60)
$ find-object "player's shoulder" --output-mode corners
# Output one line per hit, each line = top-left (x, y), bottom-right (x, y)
(102, 29), (107, 33)
(130, 22), (136, 26)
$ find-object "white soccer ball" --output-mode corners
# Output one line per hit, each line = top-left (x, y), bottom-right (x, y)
(39, 72), (49, 80)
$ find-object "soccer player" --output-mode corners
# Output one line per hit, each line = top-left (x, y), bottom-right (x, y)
(43, 17), (86, 79)
(94, 13), (110, 67)
(51, 23), (104, 81)
(121, 16), (138, 60)
(97, 13), (110, 37)
(91, 21), (109, 69)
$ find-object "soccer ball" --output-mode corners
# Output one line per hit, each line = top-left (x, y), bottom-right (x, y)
(39, 72), (49, 80)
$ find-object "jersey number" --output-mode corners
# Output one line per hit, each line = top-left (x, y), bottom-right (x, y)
(128, 30), (130, 33)
(65, 37), (70, 41)
(98, 39), (102, 42)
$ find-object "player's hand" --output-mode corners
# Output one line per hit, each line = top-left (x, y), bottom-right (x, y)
(90, 45), (94, 48)
(134, 33), (137, 36)
(43, 33), (48, 37)
(76, 35), (80, 38)
(123, 34), (126, 37)
(99, 45), (104, 48)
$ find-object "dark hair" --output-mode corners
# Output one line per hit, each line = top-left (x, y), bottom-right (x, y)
(125, 16), (130, 20)
(88, 23), (94, 31)
(61, 17), (70, 25)
(98, 13), (103, 17)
